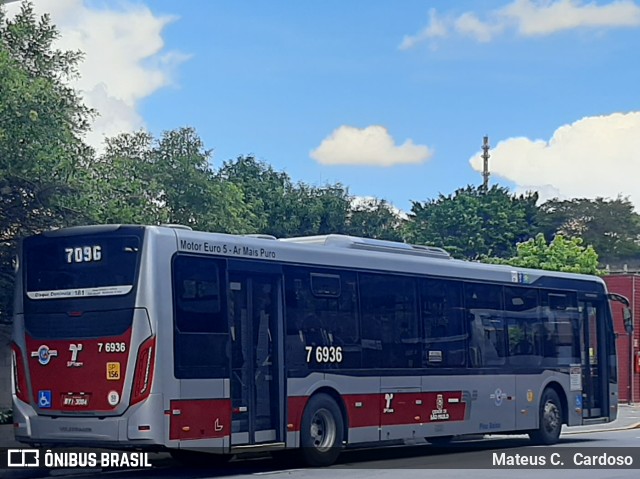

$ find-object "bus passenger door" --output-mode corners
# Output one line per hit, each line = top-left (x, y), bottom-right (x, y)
(578, 295), (606, 419)
(228, 268), (284, 446)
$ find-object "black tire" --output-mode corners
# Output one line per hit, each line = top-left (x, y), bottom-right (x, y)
(169, 449), (231, 468)
(529, 388), (563, 445)
(300, 393), (344, 467)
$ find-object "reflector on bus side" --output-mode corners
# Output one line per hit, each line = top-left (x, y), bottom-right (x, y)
(11, 343), (29, 404)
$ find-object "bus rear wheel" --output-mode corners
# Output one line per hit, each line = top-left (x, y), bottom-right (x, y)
(300, 393), (344, 467)
(529, 388), (562, 445)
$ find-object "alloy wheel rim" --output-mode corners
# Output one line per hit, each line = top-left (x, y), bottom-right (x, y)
(543, 401), (560, 434)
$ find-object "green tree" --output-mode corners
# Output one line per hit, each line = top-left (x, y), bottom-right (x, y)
(484, 233), (601, 275)
(219, 157), (357, 238)
(86, 128), (254, 233)
(217, 156), (293, 236)
(284, 183), (351, 237)
(77, 130), (164, 224)
(346, 198), (405, 241)
(0, 2), (94, 323)
(405, 185), (539, 259)
(151, 128), (253, 233)
(538, 197), (640, 268)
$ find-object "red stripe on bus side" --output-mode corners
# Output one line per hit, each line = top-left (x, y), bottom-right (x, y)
(287, 396), (309, 432)
(288, 391), (466, 431)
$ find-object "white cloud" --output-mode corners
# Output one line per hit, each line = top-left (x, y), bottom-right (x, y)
(5, 0), (189, 150)
(468, 112), (640, 207)
(399, 8), (449, 50)
(310, 125), (432, 167)
(501, 0), (640, 36)
(454, 12), (503, 42)
(400, 0), (640, 48)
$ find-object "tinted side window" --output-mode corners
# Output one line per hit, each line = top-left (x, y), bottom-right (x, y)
(420, 278), (465, 367)
(285, 267), (360, 370)
(465, 283), (506, 367)
(360, 273), (418, 369)
(541, 291), (580, 366)
(174, 256), (224, 333)
(505, 287), (543, 366)
(173, 255), (229, 378)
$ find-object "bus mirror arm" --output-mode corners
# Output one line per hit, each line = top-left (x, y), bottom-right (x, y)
(607, 292), (630, 307)
(623, 307), (633, 334)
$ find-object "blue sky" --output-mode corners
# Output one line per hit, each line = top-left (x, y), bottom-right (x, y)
(8, 0), (640, 212)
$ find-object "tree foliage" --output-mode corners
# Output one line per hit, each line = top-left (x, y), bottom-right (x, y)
(217, 156), (294, 236)
(81, 129), (255, 233)
(289, 183), (351, 237)
(538, 197), (640, 267)
(0, 2), (93, 322)
(405, 185), (539, 259)
(346, 198), (404, 241)
(76, 130), (162, 224)
(483, 233), (601, 275)
(219, 157), (405, 239)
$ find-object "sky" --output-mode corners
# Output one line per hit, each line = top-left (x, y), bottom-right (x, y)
(5, 0), (640, 213)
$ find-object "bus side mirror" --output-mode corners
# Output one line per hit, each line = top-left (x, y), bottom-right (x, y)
(607, 293), (633, 334)
(623, 307), (633, 334)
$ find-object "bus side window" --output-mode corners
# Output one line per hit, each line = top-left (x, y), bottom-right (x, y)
(302, 314), (330, 347)
(505, 287), (543, 367)
(360, 273), (418, 369)
(284, 266), (361, 370)
(421, 278), (465, 368)
(468, 313), (500, 366)
(541, 291), (580, 366)
(465, 283), (506, 367)
(284, 275), (310, 372)
(174, 257), (224, 334)
(172, 255), (229, 379)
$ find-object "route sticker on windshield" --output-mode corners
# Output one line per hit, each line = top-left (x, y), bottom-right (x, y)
(106, 362), (121, 381)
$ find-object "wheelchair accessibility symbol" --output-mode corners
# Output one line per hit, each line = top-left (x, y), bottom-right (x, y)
(38, 390), (52, 408)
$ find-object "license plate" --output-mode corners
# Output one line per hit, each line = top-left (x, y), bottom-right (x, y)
(61, 394), (90, 407)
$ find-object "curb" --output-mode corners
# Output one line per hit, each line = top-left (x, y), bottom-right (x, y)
(563, 421), (640, 435)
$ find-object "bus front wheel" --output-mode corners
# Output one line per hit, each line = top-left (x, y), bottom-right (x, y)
(529, 388), (563, 445)
(300, 393), (344, 467)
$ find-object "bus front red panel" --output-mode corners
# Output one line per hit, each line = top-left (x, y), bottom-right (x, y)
(25, 328), (132, 413)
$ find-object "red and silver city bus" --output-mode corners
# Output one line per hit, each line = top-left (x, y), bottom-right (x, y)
(11, 225), (627, 466)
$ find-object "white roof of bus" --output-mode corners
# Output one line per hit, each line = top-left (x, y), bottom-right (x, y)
(164, 227), (606, 289)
